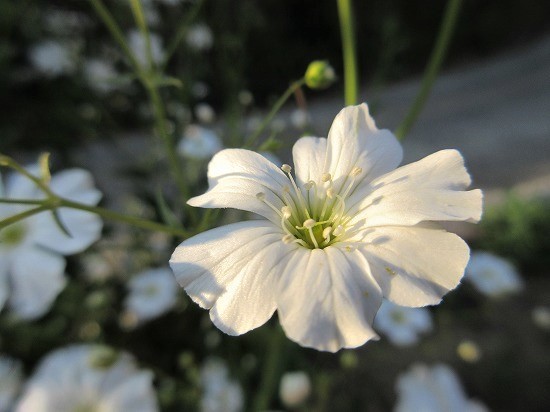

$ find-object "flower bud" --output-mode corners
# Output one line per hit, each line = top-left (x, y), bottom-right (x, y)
(305, 60), (336, 90)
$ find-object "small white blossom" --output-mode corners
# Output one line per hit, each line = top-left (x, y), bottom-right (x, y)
(15, 345), (158, 412)
(0, 166), (102, 319)
(531, 306), (550, 330)
(177, 125), (223, 160)
(28, 40), (78, 77)
(128, 30), (164, 67)
(170, 104), (482, 352)
(395, 363), (488, 412)
(279, 371), (311, 408)
(44, 9), (90, 35)
(195, 103), (216, 124)
(83, 58), (118, 94)
(124, 267), (179, 325)
(0, 355), (23, 412)
(374, 300), (432, 346)
(290, 109), (309, 129)
(186, 24), (214, 51)
(466, 251), (523, 297)
(238, 90), (254, 106)
(200, 358), (243, 412)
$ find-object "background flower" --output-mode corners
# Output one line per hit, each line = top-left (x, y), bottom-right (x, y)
(200, 358), (244, 412)
(466, 251), (523, 297)
(0, 355), (23, 412)
(374, 300), (432, 346)
(177, 125), (222, 160)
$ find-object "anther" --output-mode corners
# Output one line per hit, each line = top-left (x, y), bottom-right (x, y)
(350, 166), (362, 177)
(303, 219), (316, 229)
(304, 180), (315, 190)
(333, 225), (345, 237)
(322, 227), (332, 239)
(321, 173), (332, 182)
(281, 164), (292, 173)
(282, 234), (295, 244)
(281, 206), (292, 219)
(326, 187), (334, 199)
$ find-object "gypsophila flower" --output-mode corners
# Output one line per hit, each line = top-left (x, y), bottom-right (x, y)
(0, 355), (23, 412)
(195, 103), (216, 124)
(395, 364), (488, 412)
(170, 104), (482, 352)
(290, 108), (310, 129)
(14, 345), (158, 412)
(279, 371), (311, 408)
(466, 251), (523, 297)
(83, 58), (118, 94)
(124, 267), (179, 325)
(0, 165), (102, 320)
(128, 30), (164, 67)
(200, 358), (244, 412)
(177, 125), (223, 160)
(374, 300), (432, 346)
(28, 40), (78, 78)
(186, 24), (214, 51)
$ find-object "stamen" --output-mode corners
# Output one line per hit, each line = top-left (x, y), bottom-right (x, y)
(326, 187), (334, 199)
(304, 180), (315, 190)
(350, 166), (362, 177)
(281, 164), (292, 173)
(256, 192), (283, 217)
(321, 173), (332, 182)
(333, 225), (345, 237)
(282, 165), (311, 219)
(281, 206), (292, 219)
(303, 219), (316, 229)
(282, 234), (295, 244)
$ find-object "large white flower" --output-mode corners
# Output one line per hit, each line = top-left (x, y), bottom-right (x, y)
(170, 104), (483, 352)
(124, 267), (179, 325)
(0, 166), (102, 319)
(14, 344), (158, 412)
(395, 363), (488, 412)
(374, 300), (432, 346)
(0, 355), (23, 412)
(465, 251), (523, 297)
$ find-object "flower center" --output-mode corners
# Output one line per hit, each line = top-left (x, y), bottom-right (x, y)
(257, 164), (363, 249)
(0, 223), (27, 248)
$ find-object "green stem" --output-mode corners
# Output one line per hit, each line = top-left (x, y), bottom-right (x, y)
(251, 325), (286, 411)
(0, 205), (50, 229)
(395, 0), (463, 140)
(244, 78), (306, 148)
(337, 0), (359, 105)
(130, 0), (155, 71)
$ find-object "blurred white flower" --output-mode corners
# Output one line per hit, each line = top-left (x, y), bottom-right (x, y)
(0, 166), (102, 320)
(192, 82), (210, 99)
(186, 24), (214, 51)
(531, 306), (550, 330)
(195, 103), (216, 124)
(238, 90), (254, 106)
(15, 345), (158, 412)
(124, 267), (179, 325)
(466, 251), (523, 297)
(128, 30), (164, 67)
(395, 363), (488, 412)
(80, 252), (113, 282)
(0, 355), (23, 412)
(44, 9), (91, 35)
(170, 104), (482, 352)
(200, 358), (244, 412)
(177, 125), (223, 160)
(28, 40), (78, 77)
(279, 371), (311, 408)
(374, 300), (432, 346)
(83, 58), (118, 94)
(290, 108), (309, 129)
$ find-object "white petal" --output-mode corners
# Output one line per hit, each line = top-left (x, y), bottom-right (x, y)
(5, 164), (41, 199)
(8, 247), (67, 319)
(325, 104), (403, 194)
(358, 224), (470, 307)
(292, 136), (327, 186)
(28, 207), (103, 255)
(170, 221), (288, 335)
(49, 168), (102, 205)
(349, 149), (483, 227)
(188, 149), (289, 223)
(99, 372), (158, 412)
(276, 247), (381, 352)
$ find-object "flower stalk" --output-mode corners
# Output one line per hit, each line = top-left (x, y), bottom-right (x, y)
(337, 0), (359, 105)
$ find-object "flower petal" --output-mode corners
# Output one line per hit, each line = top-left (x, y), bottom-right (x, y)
(188, 149), (289, 223)
(49, 169), (102, 205)
(292, 136), (327, 187)
(276, 247), (381, 352)
(99, 372), (158, 412)
(8, 247), (67, 319)
(349, 149), (483, 227)
(358, 224), (470, 307)
(170, 221), (289, 335)
(325, 104), (403, 194)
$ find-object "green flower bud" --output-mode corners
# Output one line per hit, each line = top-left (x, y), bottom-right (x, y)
(305, 60), (336, 90)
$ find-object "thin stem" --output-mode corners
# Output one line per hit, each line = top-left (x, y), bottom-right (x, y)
(0, 205), (50, 230)
(244, 78), (306, 148)
(395, 0), (463, 140)
(161, 0), (206, 70)
(130, 0), (155, 71)
(0, 198), (45, 206)
(337, 0), (359, 105)
(0, 155), (53, 196)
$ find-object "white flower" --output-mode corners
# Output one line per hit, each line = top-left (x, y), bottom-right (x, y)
(15, 344), (158, 412)
(28, 40), (78, 77)
(200, 358), (244, 412)
(177, 125), (223, 160)
(128, 30), (164, 67)
(395, 363), (488, 412)
(0, 166), (102, 319)
(186, 24), (214, 51)
(170, 103), (483, 352)
(83, 58), (118, 94)
(532, 306), (550, 330)
(124, 267), (179, 324)
(466, 251), (523, 297)
(0, 355), (23, 412)
(195, 103), (216, 124)
(374, 300), (432, 346)
(279, 371), (311, 408)
(290, 108), (309, 129)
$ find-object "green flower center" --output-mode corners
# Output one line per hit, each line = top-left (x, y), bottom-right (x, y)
(0, 223), (27, 247)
